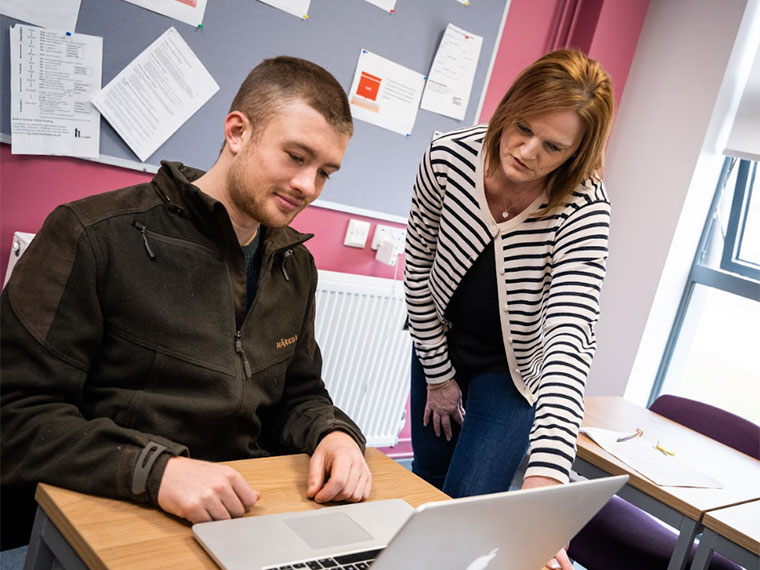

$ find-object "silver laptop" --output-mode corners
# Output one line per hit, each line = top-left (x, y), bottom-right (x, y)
(193, 475), (627, 570)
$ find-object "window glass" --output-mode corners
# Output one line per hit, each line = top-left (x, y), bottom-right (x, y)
(653, 157), (760, 425)
(662, 284), (760, 424)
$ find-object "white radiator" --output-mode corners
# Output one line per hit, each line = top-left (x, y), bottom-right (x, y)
(315, 270), (411, 447)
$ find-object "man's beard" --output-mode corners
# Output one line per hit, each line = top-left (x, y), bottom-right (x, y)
(226, 160), (298, 229)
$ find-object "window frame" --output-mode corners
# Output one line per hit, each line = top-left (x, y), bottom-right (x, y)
(720, 159), (759, 281)
(649, 156), (760, 405)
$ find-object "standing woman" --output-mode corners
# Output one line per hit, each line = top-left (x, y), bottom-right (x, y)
(404, 47), (614, 528)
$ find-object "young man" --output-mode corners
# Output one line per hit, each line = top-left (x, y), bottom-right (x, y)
(0, 56), (371, 550)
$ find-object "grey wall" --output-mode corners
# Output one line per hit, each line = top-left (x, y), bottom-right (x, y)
(1, 0), (508, 218)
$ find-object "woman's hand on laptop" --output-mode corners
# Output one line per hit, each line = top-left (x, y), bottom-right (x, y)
(544, 549), (572, 570)
(523, 476), (574, 570)
(307, 431), (372, 504)
(158, 457), (261, 523)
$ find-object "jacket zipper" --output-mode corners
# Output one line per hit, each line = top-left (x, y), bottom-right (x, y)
(133, 222), (156, 260)
(231, 245), (278, 385)
(281, 249), (293, 281)
(133, 221), (219, 259)
(231, 244), (301, 387)
(235, 330), (252, 378)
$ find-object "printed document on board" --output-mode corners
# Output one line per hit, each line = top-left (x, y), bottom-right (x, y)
(348, 50), (425, 136)
(361, 0), (397, 13)
(256, 0), (311, 19)
(0, 0), (81, 31)
(420, 23), (482, 121)
(120, 0), (208, 28)
(10, 24), (102, 158)
(92, 27), (219, 163)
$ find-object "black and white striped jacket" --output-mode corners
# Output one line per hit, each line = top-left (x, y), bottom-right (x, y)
(404, 125), (611, 483)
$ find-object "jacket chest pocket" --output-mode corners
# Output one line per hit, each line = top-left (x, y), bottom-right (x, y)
(242, 335), (298, 378)
(241, 267), (310, 374)
(101, 223), (231, 369)
(235, 344), (298, 415)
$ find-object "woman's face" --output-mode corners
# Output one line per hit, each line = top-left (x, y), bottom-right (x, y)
(496, 109), (585, 190)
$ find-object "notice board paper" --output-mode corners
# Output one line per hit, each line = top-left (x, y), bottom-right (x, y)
(92, 26), (219, 162)
(421, 23), (483, 121)
(10, 24), (102, 158)
(349, 50), (425, 136)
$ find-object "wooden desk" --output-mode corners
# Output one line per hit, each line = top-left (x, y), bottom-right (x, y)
(573, 397), (760, 570)
(690, 500), (760, 570)
(25, 448), (448, 570)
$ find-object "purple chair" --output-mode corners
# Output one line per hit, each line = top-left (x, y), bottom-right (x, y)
(568, 395), (760, 570)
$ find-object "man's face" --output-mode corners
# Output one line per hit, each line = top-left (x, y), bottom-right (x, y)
(227, 100), (350, 228)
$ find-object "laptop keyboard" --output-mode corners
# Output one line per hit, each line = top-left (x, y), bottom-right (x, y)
(264, 548), (383, 569)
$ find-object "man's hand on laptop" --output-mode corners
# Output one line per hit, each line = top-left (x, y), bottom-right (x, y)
(307, 431), (372, 504)
(158, 456), (260, 523)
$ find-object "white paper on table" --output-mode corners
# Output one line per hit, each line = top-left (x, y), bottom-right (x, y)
(349, 50), (426, 136)
(420, 23), (483, 121)
(455, 0), (472, 5)
(256, 0), (310, 19)
(581, 427), (723, 489)
(120, 0), (208, 28)
(10, 25), (102, 158)
(92, 27), (219, 163)
(0, 0), (81, 31)
(361, 0), (397, 13)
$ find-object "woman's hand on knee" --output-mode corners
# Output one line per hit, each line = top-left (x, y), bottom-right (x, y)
(423, 380), (465, 441)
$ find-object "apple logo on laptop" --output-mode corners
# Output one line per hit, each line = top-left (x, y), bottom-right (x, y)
(466, 547), (498, 570)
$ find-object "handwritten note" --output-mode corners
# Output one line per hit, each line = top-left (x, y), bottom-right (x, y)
(420, 23), (482, 121)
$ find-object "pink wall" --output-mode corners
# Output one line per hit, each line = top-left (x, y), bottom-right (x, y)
(0, 144), (406, 281)
(479, 0), (563, 123)
(587, 0), (650, 115)
(478, 0), (649, 123)
(0, 0), (649, 462)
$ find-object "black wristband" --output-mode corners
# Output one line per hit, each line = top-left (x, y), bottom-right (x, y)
(131, 441), (168, 495)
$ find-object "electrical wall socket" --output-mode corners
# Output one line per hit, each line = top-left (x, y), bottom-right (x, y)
(343, 219), (371, 248)
(371, 224), (406, 251)
(375, 237), (399, 266)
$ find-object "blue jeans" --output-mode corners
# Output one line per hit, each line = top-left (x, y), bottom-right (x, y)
(0, 547), (27, 570)
(410, 348), (535, 498)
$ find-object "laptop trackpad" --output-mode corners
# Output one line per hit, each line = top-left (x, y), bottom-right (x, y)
(285, 512), (374, 550)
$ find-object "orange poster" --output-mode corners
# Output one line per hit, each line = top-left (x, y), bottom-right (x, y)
(357, 72), (382, 101)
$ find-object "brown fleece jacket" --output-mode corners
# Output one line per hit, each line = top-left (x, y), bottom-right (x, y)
(0, 162), (365, 548)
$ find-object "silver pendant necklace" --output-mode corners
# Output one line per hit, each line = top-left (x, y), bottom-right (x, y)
(499, 188), (536, 220)
(499, 188), (510, 219)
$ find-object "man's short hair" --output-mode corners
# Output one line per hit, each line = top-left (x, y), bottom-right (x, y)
(229, 56), (353, 139)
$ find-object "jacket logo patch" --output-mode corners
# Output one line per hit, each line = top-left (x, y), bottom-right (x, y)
(276, 335), (298, 350)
